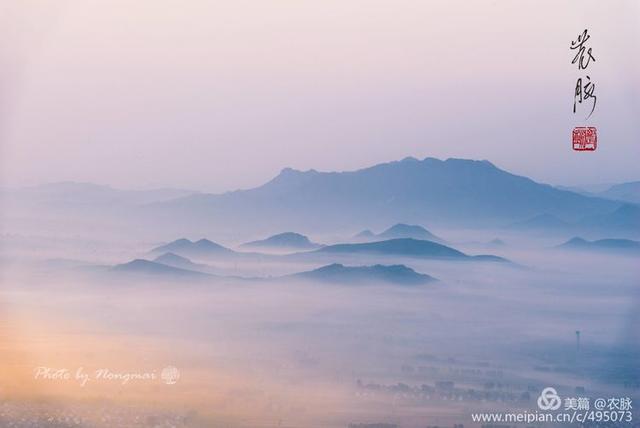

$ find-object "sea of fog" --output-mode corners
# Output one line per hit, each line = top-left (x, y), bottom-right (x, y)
(0, 231), (638, 427)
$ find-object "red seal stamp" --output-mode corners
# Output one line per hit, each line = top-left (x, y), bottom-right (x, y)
(572, 127), (597, 151)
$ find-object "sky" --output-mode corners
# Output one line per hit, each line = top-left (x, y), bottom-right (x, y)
(2, 0), (639, 192)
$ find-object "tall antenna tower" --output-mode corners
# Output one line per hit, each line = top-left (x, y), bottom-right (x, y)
(575, 330), (581, 353)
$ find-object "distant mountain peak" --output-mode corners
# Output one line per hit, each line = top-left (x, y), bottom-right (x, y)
(151, 238), (234, 256)
(148, 155), (620, 233)
(354, 229), (375, 238)
(110, 259), (210, 278)
(558, 236), (640, 253)
(277, 167), (319, 177)
(154, 252), (193, 264)
(383, 223), (427, 234)
(377, 223), (446, 243)
(172, 238), (193, 245)
(597, 181), (640, 204)
(422, 156), (441, 163)
(263, 167), (322, 190)
(444, 158), (496, 168)
(241, 232), (321, 250)
(565, 237), (588, 245)
(195, 238), (216, 245)
(401, 156), (419, 163)
(578, 204), (640, 234)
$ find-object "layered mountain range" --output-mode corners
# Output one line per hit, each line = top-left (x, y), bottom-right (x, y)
(3, 157), (636, 239)
(145, 157), (625, 235)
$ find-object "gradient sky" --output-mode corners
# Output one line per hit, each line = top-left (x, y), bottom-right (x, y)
(2, 0), (639, 192)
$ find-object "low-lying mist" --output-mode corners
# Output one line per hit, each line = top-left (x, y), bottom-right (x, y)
(0, 230), (638, 427)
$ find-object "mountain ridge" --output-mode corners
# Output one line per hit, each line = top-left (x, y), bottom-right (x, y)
(292, 263), (436, 285)
(241, 232), (321, 250)
(557, 237), (640, 253)
(150, 238), (236, 257)
(357, 223), (446, 243)
(312, 238), (508, 262)
(145, 156), (620, 234)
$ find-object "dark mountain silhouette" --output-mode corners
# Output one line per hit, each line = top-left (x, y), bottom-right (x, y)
(353, 224), (445, 243)
(146, 157), (620, 233)
(110, 259), (212, 278)
(316, 238), (464, 258)
(313, 238), (507, 262)
(150, 238), (235, 258)
(153, 252), (211, 271)
(292, 263), (436, 285)
(377, 223), (445, 243)
(557, 237), (640, 253)
(241, 232), (321, 250)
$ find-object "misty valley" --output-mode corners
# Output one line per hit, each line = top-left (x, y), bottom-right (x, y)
(1, 158), (638, 428)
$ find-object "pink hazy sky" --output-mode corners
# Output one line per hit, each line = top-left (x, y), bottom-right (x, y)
(2, 0), (639, 192)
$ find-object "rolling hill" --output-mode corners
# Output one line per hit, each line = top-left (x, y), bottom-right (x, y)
(354, 223), (446, 243)
(153, 252), (211, 271)
(150, 238), (235, 258)
(110, 259), (212, 278)
(241, 232), (321, 250)
(312, 238), (507, 262)
(292, 263), (436, 285)
(557, 237), (640, 253)
(378, 223), (444, 241)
